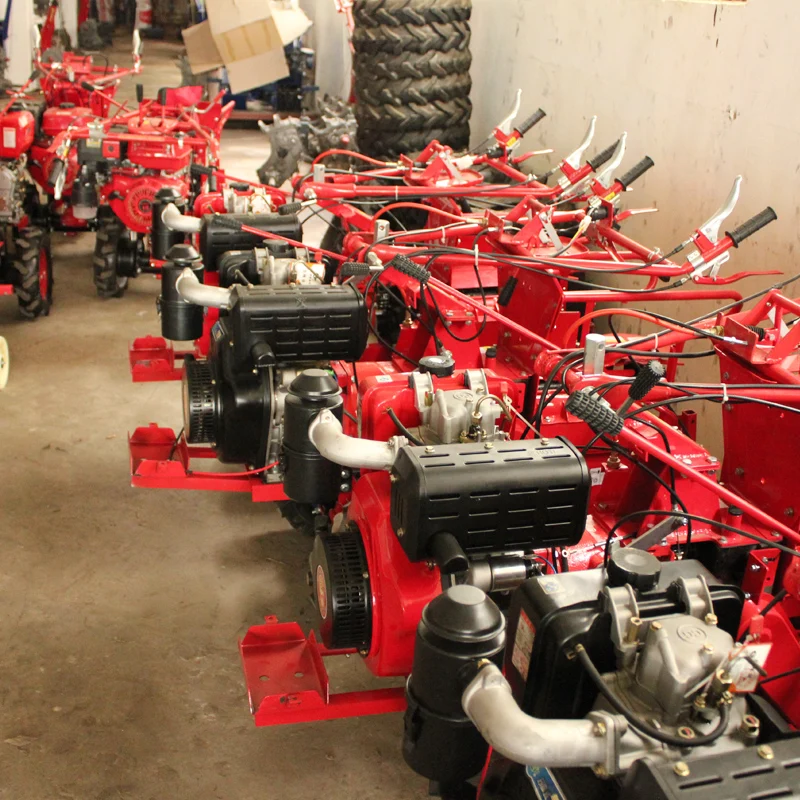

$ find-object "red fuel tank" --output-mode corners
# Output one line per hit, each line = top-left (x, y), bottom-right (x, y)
(0, 110), (35, 160)
(41, 106), (95, 137)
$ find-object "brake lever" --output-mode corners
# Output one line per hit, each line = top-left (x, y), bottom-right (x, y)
(694, 269), (782, 285)
(496, 89), (522, 136)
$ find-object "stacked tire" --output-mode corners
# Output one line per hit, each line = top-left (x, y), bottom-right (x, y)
(352, 0), (472, 159)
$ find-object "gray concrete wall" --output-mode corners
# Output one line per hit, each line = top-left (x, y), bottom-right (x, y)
(470, 0), (800, 452)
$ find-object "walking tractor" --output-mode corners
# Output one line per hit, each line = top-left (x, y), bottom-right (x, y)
(118, 98), (800, 800)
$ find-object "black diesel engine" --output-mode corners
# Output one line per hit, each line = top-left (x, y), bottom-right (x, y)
(182, 282), (367, 469)
(391, 438), (590, 573)
(305, 436), (591, 656)
(402, 551), (797, 800)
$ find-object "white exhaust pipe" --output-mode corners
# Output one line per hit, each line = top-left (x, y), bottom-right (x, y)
(162, 202), (203, 234)
(308, 409), (406, 471)
(175, 267), (232, 309)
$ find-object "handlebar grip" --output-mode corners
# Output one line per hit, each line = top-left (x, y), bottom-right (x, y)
(340, 262), (372, 277)
(617, 156), (655, 190)
(47, 158), (65, 187)
(516, 108), (546, 136)
(190, 163), (214, 177)
(726, 207), (777, 247)
(80, 81), (96, 93)
(586, 139), (620, 171)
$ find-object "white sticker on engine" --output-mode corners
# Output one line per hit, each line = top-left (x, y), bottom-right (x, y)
(2, 128), (15, 149)
(590, 467), (605, 486)
(375, 375), (392, 383)
(511, 609), (535, 681)
(728, 643), (773, 693)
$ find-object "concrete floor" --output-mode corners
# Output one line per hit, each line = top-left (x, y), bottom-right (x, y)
(0, 37), (420, 800)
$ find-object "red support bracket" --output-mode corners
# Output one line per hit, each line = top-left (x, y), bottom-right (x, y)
(129, 336), (189, 382)
(240, 617), (406, 726)
(129, 424), (287, 502)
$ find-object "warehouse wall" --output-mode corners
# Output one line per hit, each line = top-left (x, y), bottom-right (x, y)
(470, 0), (800, 454)
(299, 0), (351, 101)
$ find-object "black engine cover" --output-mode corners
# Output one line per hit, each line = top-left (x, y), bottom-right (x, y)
(200, 213), (301, 270)
(505, 560), (744, 722)
(390, 438), (590, 564)
(221, 282), (368, 371)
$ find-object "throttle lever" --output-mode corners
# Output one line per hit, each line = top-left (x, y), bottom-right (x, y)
(697, 176), (742, 245)
(563, 116), (597, 170)
(593, 132), (628, 190)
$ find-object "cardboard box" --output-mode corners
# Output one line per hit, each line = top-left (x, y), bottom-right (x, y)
(182, 0), (312, 94)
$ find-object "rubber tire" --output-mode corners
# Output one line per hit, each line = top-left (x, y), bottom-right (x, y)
(353, 0), (470, 27)
(357, 123), (470, 158)
(277, 501), (318, 537)
(93, 210), (129, 299)
(352, 20), (471, 56)
(356, 97), (471, 132)
(12, 227), (52, 319)
(354, 49), (471, 81)
(355, 72), (472, 106)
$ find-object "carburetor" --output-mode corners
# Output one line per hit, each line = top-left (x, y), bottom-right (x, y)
(411, 366), (508, 445)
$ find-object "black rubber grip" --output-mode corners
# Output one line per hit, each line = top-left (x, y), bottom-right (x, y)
(586, 140), (620, 171)
(211, 213), (243, 231)
(726, 207), (777, 247)
(190, 163), (213, 177)
(617, 156), (655, 190)
(80, 81), (96, 92)
(278, 202), (303, 215)
(340, 262), (372, 277)
(47, 158), (65, 187)
(516, 108), (546, 136)
(229, 181), (250, 191)
(565, 389), (623, 436)
(628, 360), (666, 402)
(389, 254), (430, 284)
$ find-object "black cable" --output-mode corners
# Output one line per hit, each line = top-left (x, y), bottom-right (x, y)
(622, 273), (800, 350)
(363, 271), (421, 368)
(387, 407), (422, 446)
(575, 645), (731, 748)
(602, 509), (800, 569)
(168, 426), (185, 461)
(607, 347), (717, 359)
(600, 435), (692, 553)
(626, 393), (800, 420)
(761, 665), (800, 684)
(529, 352), (584, 435)
(758, 588), (788, 618)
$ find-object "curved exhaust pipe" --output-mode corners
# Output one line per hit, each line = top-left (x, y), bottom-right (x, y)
(175, 267), (232, 309)
(462, 663), (619, 769)
(162, 202), (203, 234)
(308, 409), (406, 471)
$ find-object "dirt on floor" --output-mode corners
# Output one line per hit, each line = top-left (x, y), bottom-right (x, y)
(0, 35), (422, 800)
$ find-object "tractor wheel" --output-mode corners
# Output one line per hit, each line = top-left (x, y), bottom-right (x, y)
(277, 501), (320, 537)
(12, 226), (52, 319)
(355, 72), (472, 106)
(352, 0), (472, 159)
(353, 0), (471, 27)
(93, 209), (128, 299)
(354, 49), (471, 81)
(351, 19), (471, 56)
(356, 97), (471, 132)
(356, 123), (470, 159)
